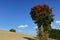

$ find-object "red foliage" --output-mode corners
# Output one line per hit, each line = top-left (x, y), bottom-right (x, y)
(31, 4), (52, 14)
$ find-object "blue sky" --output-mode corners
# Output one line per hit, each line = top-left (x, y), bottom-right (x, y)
(0, 0), (60, 35)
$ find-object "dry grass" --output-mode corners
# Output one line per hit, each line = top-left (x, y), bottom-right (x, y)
(0, 30), (35, 40)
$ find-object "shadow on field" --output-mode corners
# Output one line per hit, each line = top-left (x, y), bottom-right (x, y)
(24, 37), (35, 40)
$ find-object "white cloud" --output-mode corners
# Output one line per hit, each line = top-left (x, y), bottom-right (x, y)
(51, 24), (56, 29)
(52, 26), (60, 29)
(34, 26), (38, 29)
(18, 25), (28, 28)
(56, 21), (60, 24)
(51, 24), (60, 29)
(52, 26), (56, 29)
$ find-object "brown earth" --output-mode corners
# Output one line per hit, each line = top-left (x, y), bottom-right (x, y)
(0, 30), (35, 40)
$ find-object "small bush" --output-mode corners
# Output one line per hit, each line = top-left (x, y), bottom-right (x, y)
(9, 29), (16, 32)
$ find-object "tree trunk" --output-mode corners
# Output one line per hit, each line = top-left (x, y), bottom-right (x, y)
(37, 25), (49, 40)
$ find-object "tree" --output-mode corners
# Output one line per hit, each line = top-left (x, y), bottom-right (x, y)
(30, 5), (54, 40)
(9, 29), (16, 32)
(49, 29), (60, 40)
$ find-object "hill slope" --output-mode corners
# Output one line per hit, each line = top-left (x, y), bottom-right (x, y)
(0, 30), (35, 40)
